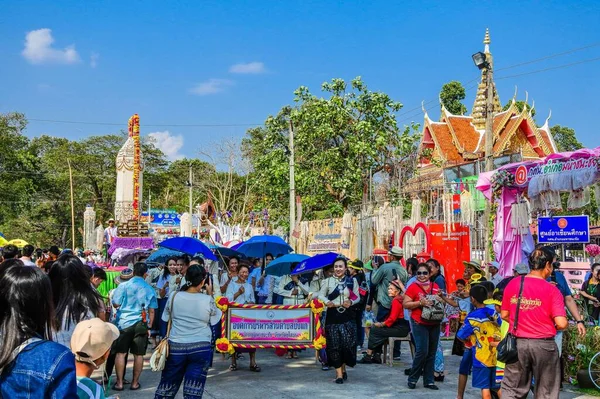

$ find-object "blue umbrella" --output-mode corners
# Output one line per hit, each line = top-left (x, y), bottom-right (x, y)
(147, 247), (183, 264)
(291, 252), (341, 275)
(265, 254), (310, 277)
(236, 235), (293, 258)
(208, 243), (247, 260)
(159, 237), (217, 261)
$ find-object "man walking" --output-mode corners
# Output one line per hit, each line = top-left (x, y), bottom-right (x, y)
(371, 246), (408, 359)
(111, 262), (157, 391)
(20, 245), (36, 267)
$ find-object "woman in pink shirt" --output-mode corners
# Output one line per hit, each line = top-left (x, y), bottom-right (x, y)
(500, 247), (568, 399)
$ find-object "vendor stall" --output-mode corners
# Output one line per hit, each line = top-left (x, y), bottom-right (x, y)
(477, 147), (600, 277)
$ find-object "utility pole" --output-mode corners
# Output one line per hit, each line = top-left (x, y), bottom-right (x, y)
(483, 56), (495, 262)
(189, 165), (193, 217)
(288, 119), (296, 245)
(67, 159), (76, 248)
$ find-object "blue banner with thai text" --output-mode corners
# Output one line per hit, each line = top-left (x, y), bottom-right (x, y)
(538, 216), (589, 244)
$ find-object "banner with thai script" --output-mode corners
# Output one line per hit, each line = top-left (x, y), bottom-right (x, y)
(227, 308), (313, 344)
(538, 216), (590, 244)
(214, 298), (326, 351)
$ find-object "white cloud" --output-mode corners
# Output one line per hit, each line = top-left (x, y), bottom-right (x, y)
(229, 62), (266, 74)
(189, 78), (234, 96)
(22, 28), (80, 65)
(90, 52), (99, 68)
(148, 131), (185, 161)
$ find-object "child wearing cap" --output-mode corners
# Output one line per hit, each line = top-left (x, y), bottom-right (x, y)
(456, 285), (502, 399)
(71, 318), (120, 399)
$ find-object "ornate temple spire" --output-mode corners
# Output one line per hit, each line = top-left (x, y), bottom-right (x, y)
(471, 28), (502, 131)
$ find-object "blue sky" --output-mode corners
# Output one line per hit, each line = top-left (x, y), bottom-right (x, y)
(1, 1), (599, 160)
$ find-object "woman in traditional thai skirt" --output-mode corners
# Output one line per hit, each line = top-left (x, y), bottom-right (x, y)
(318, 257), (360, 384)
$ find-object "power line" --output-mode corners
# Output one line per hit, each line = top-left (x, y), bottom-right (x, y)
(27, 119), (262, 128)
(495, 42), (600, 72)
(495, 56), (600, 80)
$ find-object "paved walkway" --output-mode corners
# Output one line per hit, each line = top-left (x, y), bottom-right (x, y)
(100, 341), (589, 398)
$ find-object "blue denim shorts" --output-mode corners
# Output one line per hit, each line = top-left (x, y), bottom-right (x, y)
(459, 347), (473, 375)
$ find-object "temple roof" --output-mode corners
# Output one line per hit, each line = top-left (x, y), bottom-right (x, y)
(416, 29), (556, 171)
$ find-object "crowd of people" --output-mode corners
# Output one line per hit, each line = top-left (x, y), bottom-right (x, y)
(0, 240), (592, 399)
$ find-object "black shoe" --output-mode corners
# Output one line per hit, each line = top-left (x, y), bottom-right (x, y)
(358, 355), (373, 364)
(424, 384), (439, 390)
(342, 371), (348, 381)
(404, 368), (411, 376)
(407, 382), (416, 389)
(335, 378), (344, 384)
(372, 354), (382, 364)
(434, 374), (445, 382)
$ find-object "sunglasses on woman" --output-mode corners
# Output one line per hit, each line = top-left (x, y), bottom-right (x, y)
(416, 271), (429, 276)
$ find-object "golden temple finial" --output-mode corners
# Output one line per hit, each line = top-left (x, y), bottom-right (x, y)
(422, 100), (427, 114)
(530, 100), (535, 116)
(484, 28), (491, 53)
(524, 91), (529, 105)
(512, 86), (518, 104)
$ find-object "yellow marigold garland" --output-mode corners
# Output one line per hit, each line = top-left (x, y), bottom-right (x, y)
(215, 338), (234, 354)
(310, 299), (325, 315)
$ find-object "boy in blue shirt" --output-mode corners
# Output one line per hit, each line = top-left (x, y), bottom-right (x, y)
(457, 285), (502, 399)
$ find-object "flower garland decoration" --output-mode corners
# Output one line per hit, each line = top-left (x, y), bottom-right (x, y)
(215, 338), (234, 354)
(310, 299), (325, 315)
(313, 335), (327, 350)
(585, 244), (600, 258)
(491, 170), (515, 199)
(216, 296), (229, 312)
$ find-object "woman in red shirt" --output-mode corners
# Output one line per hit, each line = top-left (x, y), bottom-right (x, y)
(359, 280), (409, 364)
(404, 263), (452, 390)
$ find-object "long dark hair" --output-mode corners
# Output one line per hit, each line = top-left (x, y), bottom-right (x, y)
(0, 263), (55, 369)
(48, 254), (101, 331)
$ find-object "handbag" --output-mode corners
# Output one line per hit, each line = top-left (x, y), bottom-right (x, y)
(497, 276), (525, 365)
(150, 292), (178, 372)
(417, 284), (445, 322)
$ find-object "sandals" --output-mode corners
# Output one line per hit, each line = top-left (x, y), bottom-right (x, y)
(229, 364), (238, 371)
(335, 378), (344, 384)
(250, 364), (261, 372)
(130, 383), (141, 391)
(342, 372), (348, 381)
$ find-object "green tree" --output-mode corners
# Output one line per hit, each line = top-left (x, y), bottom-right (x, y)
(550, 125), (583, 152)
(243, 77), (420, 225)
(440, 81), (467, 115)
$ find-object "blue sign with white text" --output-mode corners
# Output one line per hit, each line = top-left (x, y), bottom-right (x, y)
(538, 215), (589, 244)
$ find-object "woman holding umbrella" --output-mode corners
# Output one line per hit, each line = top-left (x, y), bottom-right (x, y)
(220, 256), (240, 295)
(279, 263), (310, 359)
(317, 257), (360, 384)
(225, 264), (260, 372)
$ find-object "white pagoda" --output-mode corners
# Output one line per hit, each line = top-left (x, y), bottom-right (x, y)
(115, 114), (144, 224)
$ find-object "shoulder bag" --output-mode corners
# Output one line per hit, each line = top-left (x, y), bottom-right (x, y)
(150, 292), (178, 372)
(497, 276), (525, 364)
(417, 283), (444, 322)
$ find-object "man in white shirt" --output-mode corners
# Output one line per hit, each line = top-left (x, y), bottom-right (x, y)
(488, 261), (502, 287)
(20, 245), (36, 267)
(104, 218), (118, 246)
